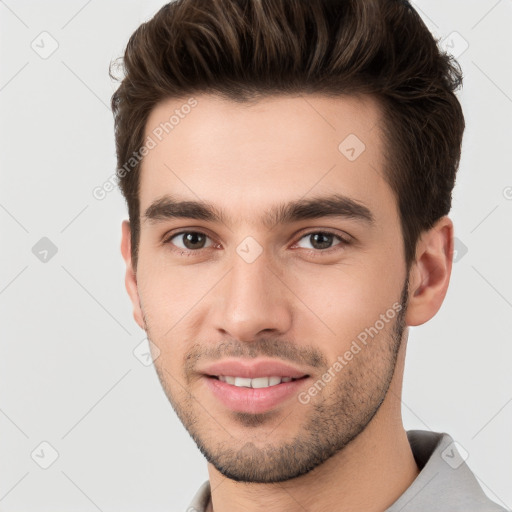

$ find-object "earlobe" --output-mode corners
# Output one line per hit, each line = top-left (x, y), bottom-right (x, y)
(405, 216), (454, 327)
(120, 220), (146, 330)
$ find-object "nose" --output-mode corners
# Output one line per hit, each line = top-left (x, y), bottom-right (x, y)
(212, 248), (293, 342)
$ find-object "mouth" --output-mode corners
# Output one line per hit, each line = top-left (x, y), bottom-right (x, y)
(198, 358), (312, 413)
(206, 374), (309, 388)
(202, 374), (311, 414)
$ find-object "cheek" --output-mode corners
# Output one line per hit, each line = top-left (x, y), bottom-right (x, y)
(136, 266), (192, 377)
(135, 250), (219, 342)
(289, 263), (402, 350)
(139, 277), (192, 326)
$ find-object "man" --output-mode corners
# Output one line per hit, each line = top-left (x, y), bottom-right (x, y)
(111, 0), (508, 510)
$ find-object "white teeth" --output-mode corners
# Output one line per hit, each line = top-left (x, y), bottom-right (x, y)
(234, 377), (252, 387)
(251, 377), (270, 388)
(217, 375), (298, 388)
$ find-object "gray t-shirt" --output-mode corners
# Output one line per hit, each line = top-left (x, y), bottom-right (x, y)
(186, 430), (509, 511)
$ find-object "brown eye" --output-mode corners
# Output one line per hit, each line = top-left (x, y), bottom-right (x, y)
(295, 231), (349, 252)
(166, 231), (213, 251)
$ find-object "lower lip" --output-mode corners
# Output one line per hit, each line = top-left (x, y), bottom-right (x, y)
(203, 376), (309, 414)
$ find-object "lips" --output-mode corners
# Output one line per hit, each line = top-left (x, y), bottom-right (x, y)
(199, 358), (311, 413)
(203, 374), (310, 413)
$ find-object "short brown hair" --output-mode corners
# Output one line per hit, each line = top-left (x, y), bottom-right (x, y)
(110, 0), (465, 270)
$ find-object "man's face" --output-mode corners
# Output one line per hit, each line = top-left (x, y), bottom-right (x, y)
(128, 93), (410, 483)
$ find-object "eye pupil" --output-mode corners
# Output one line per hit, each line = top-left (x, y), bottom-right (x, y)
(183, 232), (206, 249)
(310, 232), (333, 250)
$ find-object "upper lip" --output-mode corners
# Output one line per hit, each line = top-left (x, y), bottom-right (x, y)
(200, 359), (310, 379)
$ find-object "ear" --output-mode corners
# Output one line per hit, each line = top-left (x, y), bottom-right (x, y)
(405, 216), (454, 327)
(120, 220), (145, 330)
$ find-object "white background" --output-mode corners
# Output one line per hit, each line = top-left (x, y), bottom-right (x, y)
(1, 0), (511, 510)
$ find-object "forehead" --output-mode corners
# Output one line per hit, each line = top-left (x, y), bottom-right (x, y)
(138, 93), (395, 226)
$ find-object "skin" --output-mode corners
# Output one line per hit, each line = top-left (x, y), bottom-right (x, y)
(121, 93), (453, 511)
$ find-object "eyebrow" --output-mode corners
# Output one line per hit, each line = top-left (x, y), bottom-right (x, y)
(143, 193), (375, 229)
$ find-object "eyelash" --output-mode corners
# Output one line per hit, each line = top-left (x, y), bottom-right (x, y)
(162, 229), (352, 257)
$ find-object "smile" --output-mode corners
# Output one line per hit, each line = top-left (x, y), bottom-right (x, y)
(212, 375), (305, 388)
